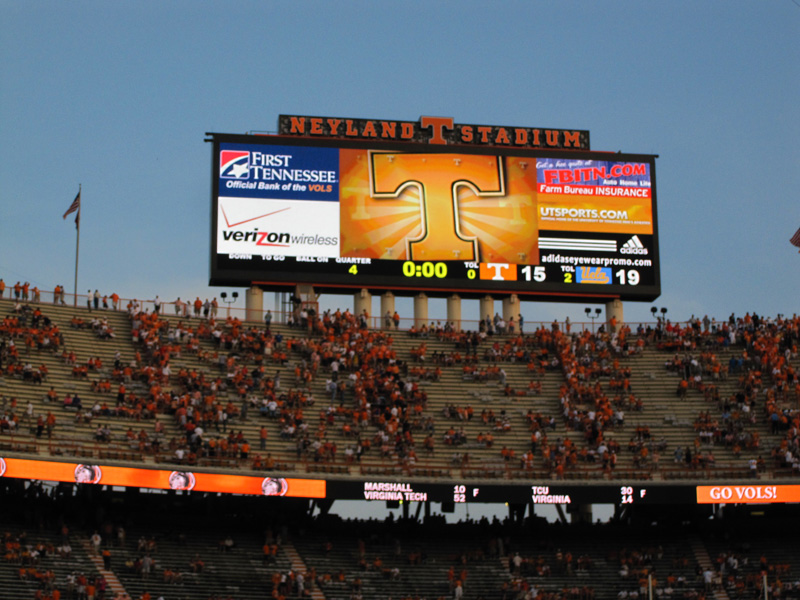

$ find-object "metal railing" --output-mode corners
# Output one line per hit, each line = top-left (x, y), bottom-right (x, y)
(1, 289), (683, 335)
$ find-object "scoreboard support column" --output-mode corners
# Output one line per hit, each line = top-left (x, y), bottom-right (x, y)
(479, 295), (494, 325)
(354, 289), (371, 324)
(380, 292), (396, 330)
(446, 294), (462, 331)
(502, 294), (520, 328)
(605, 299), (624, 334)
(568, 502), (593, 524)
(246, 286), (263, 323)
(414, 293), (429, 328)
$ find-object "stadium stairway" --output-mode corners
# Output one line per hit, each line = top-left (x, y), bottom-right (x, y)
(688, 536), (731, 600)
(282, 540), (327, 600)
(78, 536), (129, 598)
(292, 530), (508, 600)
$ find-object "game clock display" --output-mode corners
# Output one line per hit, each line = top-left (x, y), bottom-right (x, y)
(209, 133), (660, 301)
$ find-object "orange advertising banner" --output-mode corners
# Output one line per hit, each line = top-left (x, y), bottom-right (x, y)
(0, 457), (326, 498)
(696, 484), (800, 504)
(537, 194), (653, 234)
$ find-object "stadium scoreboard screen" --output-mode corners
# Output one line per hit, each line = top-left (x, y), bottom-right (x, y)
(208, 114), (661, 301)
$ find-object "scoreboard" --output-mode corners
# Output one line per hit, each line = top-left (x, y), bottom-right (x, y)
(327, 480), (681, 505)
(208, 124), (660, 302)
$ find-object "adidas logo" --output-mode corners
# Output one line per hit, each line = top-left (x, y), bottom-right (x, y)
(620, 235), (648, 255)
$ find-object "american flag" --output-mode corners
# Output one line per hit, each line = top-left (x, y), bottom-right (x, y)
(791, 227), (800, 249)
(63, 190), (80, 228)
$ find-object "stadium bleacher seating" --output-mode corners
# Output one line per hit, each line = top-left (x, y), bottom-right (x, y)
(1, 295), (797, 482)
(2, 480), (799, 600)
(1, 292), (798, 600)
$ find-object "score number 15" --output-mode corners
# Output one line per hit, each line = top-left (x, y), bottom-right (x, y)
(520, 266), (546, 282)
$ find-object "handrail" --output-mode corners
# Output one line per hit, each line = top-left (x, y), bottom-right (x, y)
(0, 432), (788, 482)
(1, 291), (688, 335)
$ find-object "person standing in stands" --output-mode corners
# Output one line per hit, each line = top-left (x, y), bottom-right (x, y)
(90, 531), (102, 554)
(0, 278), (5, 298)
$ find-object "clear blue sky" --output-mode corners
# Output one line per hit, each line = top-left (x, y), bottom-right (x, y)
(2, 1), (798, 327)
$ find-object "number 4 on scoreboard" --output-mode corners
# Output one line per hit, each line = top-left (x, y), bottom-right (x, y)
(349, 265), (358, 275)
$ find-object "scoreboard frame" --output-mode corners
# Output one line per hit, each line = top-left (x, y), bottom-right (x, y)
(207, 131), (661, 302)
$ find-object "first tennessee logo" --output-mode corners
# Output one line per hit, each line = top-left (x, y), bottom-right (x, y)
(220, 150), (251, 179)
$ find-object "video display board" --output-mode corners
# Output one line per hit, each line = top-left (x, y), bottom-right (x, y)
(5, 457), (799, 506)
(0, 457), (324, 497)
(209, 133), (660, 301)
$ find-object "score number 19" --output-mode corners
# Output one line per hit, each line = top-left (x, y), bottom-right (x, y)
(616, 270), (640, 285)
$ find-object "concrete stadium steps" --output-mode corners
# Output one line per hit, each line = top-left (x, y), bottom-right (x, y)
(510, 528), (707, 599)
(0, 298), (139, 450)
(3, 296), (796, 486)
(292, 528), (508, 599)
(0, 520), (100, 600)
(111, 526), (298, 600)
(624, 344), (787, 472)
(1, 502), (796, 600)
(699, 521), (800, 599)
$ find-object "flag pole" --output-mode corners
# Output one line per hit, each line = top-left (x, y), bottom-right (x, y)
(73, 184), (81, 306)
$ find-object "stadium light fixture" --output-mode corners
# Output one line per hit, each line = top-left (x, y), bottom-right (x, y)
(651, 306), (668, 329)
(585, 307), (601, 334)
(220, 291), (239, 317)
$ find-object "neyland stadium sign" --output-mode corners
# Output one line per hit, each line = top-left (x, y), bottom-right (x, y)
(278, 114), (590, 150)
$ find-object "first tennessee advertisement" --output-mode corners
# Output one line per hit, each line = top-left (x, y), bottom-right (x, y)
(216, 143), (340, 258)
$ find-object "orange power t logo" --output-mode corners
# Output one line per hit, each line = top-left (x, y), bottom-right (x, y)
(369, 152), (506, 261)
